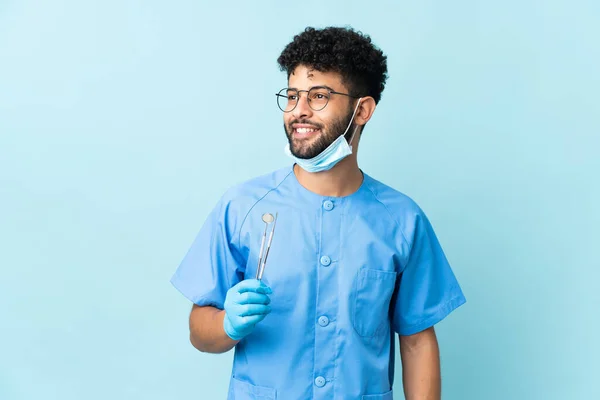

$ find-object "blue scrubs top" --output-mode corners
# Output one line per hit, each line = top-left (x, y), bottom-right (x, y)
(171, 165), (466, 400)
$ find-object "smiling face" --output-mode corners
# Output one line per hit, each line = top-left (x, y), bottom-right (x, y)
(283, 65), (358, 159)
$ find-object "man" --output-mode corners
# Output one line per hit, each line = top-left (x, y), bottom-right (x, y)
(171, 26), (466, 400)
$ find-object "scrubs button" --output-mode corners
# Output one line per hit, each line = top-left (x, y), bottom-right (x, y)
(323, 200), (334, 211)
(318, 316), (329, 327)
(320, 256), (331, 266)
(315, 376), (326, 387)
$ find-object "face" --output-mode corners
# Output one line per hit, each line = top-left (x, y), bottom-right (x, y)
(283, 65), (357, 159)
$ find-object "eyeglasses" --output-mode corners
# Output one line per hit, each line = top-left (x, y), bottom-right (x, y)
(276, 86), (360, 112)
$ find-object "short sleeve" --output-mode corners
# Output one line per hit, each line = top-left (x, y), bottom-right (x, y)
(170, 198), (244, 309)
(391, 212), (466, 336)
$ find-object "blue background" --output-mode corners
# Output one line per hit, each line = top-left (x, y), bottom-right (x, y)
(1, 1), (598, 399)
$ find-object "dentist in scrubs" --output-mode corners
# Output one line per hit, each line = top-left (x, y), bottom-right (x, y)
(171, 26), (466, 400)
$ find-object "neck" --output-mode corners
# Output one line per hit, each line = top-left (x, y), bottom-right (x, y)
(293, 155), (363, 197)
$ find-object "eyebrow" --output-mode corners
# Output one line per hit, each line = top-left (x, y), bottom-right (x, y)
(287, 85), (336, 91)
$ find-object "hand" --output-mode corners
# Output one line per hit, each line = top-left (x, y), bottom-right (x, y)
(223, 279), (272, 341)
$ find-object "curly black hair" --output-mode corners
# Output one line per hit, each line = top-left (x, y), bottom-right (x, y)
(277, 26), (388, 104)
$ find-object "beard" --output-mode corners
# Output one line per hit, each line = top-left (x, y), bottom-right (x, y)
(284, 108), (355, 159)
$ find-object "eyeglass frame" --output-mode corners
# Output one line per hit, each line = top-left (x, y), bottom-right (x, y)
(276, 85), (362, 112)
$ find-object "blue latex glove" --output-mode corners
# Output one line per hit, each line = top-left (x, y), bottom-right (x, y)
(223, 279), (272, 341)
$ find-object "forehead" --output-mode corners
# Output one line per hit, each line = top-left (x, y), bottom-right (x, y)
(288, 64), (346, 90)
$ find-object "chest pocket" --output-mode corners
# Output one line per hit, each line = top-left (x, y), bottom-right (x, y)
(352, 268), (398, 337)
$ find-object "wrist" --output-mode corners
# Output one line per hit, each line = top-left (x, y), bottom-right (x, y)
(222, 312), (244, 341)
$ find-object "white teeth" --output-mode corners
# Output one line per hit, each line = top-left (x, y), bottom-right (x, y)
(296, 128), (317, 133)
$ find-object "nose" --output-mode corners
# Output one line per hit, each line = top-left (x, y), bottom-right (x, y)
(291, 91), (313, 120)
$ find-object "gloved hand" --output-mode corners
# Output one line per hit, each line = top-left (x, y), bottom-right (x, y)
(223, 279), (272, 341)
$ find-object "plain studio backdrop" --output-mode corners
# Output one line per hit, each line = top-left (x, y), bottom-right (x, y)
(1, 1), (598, 399)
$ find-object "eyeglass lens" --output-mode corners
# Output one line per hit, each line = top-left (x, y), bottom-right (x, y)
(277, 87), (331, 112)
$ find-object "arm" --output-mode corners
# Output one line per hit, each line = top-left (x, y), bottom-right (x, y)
(189, 305), (238, 354)
(399, 326), (441, 400)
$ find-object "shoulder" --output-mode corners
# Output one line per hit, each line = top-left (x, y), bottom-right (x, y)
(215, 166), (293, 225)
(362, 173), (429, 246)
(363, 173), (424, 218)
(221, 166), (293, 207)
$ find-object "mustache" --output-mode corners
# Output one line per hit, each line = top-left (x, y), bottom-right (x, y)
(287, 119), (324, 131)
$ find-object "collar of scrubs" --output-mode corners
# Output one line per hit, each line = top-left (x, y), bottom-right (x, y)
(288, 164), (371, 207)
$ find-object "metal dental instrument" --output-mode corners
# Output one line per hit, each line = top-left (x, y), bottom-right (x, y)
(256, 212), (278, 280)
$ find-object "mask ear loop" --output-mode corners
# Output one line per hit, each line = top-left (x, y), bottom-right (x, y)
(345, 98), (363, 150)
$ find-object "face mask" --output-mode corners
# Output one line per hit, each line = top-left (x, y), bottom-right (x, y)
(284, 98), (363, 173)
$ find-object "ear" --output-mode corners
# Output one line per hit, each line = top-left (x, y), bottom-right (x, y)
(353, 97), (377, 126)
